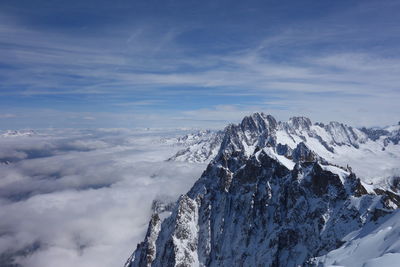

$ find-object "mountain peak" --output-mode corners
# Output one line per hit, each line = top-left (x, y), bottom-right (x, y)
(288, 116), (312, 130)
(240, 112), (277, 133)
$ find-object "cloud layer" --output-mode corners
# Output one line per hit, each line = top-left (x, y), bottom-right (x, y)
(0, 129), (206, 267)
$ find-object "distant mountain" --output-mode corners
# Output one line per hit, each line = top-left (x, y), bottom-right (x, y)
(125, 113), (400, 267)
(167, 130), (224, 163)
(360, 124), (400, 147)
(0, 130), (37, 137)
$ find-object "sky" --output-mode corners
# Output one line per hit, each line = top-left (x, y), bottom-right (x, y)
(1, 0), (400, 129)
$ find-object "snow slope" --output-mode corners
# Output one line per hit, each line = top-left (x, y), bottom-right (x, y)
(314, 209), (400, 267)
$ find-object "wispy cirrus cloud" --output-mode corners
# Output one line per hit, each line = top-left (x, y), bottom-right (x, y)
(1, 0), (400, 128)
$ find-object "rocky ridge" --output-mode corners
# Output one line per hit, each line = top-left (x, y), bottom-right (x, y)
(169, 113), (400, 182)
(168, 113), (372, 164)
(126, 113), (400, 267)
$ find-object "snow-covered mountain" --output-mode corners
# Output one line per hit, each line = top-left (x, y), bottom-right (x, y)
(0, 129), (37, 137)
(167, 130), (224, 163)
(125, 113), (400, 267)
(169, 113), (400, 184)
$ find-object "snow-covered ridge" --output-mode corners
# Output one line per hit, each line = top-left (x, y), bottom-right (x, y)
(167, 130), (224, 163)
(0, 129), (37, 137)
(126, 112), (400, 267)
(360, 122), (400, 147)
(169, 113), (400, 183)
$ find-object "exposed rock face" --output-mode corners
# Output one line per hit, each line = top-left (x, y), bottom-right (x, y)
(359, 127), (390, 141)
(126, 113), (399, 267)
(292, 142), (320, 163)
(360, 125), (400, 146)
(126, 214), (161, 267)
(276, 143), (293, 158)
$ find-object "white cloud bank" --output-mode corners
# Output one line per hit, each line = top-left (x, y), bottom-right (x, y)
(0, 129), (206, 267)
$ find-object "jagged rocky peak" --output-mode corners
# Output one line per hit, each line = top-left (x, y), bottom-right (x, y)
(168, 112), (399, 165)
(216, 113), (330, 168)
(168, 112), (281, 165)
(151, 198), (176, 215)
(125, 214), (162, 267)
(217, 113), (278, 159)
(126, 143), (398, 267)
(240, 112), (278, 133)
(287, 116), (312, 130)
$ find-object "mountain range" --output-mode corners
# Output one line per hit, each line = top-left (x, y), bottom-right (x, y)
(125, 113), (400, 267)
(0, 130), (37, 138)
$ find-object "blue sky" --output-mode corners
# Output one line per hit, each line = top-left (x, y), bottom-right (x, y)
(1, 0), (399, 129)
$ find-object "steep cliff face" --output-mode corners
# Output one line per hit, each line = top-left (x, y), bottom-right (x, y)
(126, 113), (399, 267)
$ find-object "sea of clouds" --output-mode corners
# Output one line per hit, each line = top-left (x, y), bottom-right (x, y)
(0, 128), (207, 267)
